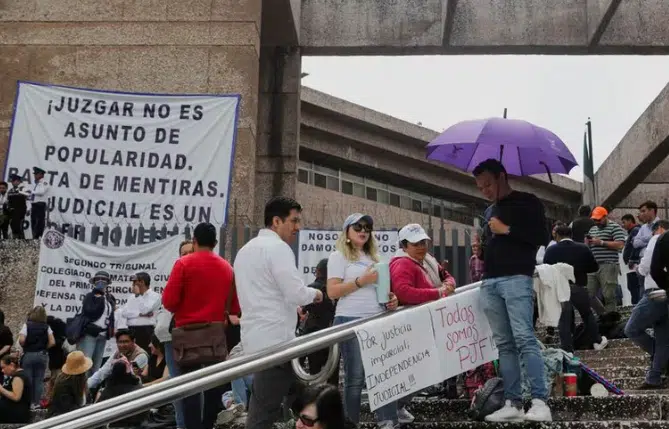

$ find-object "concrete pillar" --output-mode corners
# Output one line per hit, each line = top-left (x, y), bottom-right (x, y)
(0, 0), (262, 228)
(254, 45), (302, 224)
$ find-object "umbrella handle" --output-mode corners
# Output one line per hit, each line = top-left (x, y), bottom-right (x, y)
(539, 161), (553, 183)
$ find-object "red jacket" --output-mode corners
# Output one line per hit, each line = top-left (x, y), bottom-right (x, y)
(162, 251), (240, 328)
(390, 256), (455, 305)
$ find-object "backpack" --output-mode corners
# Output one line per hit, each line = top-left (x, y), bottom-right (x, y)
(65, 313), (89, 345)
(464, 362), (497, 398)
(468, 377), (505, 421)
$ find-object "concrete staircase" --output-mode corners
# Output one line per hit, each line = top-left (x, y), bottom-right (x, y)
(7, 307), (669, 429)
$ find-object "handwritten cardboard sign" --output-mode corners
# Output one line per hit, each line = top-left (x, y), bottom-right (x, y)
(427, 288), (498, 380)
(355, 307), (440, 411)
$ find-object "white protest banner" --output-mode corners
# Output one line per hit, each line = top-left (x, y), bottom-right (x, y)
(356, 307), (440, 411)
(4, 82), (240, 245)
(427, 288), (498, 380)
(297, 229), (398, 283)
(34, 229), (181, 355)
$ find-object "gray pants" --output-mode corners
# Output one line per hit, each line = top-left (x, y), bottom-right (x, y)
(586, 263), (619, 312)
(245, 363), (299, 429)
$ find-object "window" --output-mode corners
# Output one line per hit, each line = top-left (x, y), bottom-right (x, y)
(298, 169), (309, 184)
(313, 164), (338, 177)
(326, 176), (339, 191)
(421, 200), (430, 215)
(341, 180), (353, 195)
(314, 173), (327, 188)
(389, 193), (400, 207)
(353, 183), (365, 198)
(412, 199), (422, 213)
(377, 189), (389, 204)
(400, 196), (412, 210)
(433, 204), (442, 217)
(366, 187), (377, 201)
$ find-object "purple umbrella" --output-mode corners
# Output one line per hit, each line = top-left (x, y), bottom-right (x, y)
(426, 117), (578, 182)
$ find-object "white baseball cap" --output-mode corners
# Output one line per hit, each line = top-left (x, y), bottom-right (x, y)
(398, 224), (430, 244)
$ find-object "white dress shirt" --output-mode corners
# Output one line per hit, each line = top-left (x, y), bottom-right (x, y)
(31, 179), (49, 203)
(638, 234), (660, 290)
(234, 229), (318, 354)
(120, 289), (161, 326)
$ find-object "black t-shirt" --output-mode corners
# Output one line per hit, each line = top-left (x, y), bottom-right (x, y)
(482, 191), (548, 279)
(0, 326), (13, 359)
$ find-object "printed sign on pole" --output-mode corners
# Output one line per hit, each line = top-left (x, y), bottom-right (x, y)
(3, 82), (240, 245)
(297, 229), (398, 283)
(427, 288), (498, 380)
(355, 307), (440, 411)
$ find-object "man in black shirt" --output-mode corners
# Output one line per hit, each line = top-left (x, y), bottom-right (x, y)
(543, 224), (607, 352)
(570, 205), (595, 244)
(651, 230), (669, 292)
(473, 159), (551, 423)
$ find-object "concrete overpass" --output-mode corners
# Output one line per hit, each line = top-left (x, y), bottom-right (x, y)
(299, 0), (669, 55)
(596, 82), (669, 210)
(300, 87), (582, 219)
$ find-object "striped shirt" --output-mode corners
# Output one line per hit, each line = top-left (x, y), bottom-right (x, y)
(588, 221), (627, 263)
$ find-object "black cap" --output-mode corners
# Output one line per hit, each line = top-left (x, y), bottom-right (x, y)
(9, 174), (22, 182)
(130, 272), (151, 286)
(90, 270), (112, 285)
(33, 167), (45, 175)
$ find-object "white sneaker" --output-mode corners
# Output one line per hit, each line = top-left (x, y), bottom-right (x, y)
(216, 403), (245, 425)
(397, 406), (415, 424)
(484, 400), (525, 422)
(525, 398), (552, 422)
(594, 336), (609, 351)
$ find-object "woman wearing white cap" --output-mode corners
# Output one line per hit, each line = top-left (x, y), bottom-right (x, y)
(327, 213), (400, 429)
(391, 223), (456, 305)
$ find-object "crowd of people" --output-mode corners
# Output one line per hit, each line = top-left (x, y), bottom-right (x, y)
(0, 157), (668, 428)
(0, 167), (50, 240)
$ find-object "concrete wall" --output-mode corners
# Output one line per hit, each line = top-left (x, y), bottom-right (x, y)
(300, 0), (669, 55)
(0, 239), (39, 336)
(0, 0), (262, 220)
(296, 183), (473, 245)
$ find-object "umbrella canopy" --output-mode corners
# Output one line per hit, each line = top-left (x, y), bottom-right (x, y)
(426, 118), (578, 179)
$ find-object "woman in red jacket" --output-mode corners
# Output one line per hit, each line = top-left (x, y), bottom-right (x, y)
(390, 224), (456, 305)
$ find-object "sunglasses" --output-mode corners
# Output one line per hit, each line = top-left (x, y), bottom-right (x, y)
(351, 223), (372, 233)
(299, 415), (319, 427)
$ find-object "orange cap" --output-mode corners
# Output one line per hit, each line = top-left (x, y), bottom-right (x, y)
(591, 206), (608, 220)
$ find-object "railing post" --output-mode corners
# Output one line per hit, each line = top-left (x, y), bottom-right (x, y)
(464, 229), (472, 283)
(451, 228), (459, 285)
(439, 201), (446, 262)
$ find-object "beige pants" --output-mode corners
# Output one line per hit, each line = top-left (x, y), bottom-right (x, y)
(586, 263), (619, 312)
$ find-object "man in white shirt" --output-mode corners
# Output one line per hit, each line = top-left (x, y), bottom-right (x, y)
(120, 272), (161, 351)
(624, 220), (669, 389)
(30, 167), (50, 239)
(234, 196), (323, 429)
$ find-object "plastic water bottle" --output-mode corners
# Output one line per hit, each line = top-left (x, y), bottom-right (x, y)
(375, 262), (390, 304)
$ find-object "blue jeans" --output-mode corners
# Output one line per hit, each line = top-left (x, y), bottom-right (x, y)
(480, 275), (548, 403)
(334, 316), (404, 425)
(624, 290), (669, 385)
(232, 375), (253, 408)
(22, 351), (48, 405)
(163, 341), (185, 428)
(77, 334), (106, 376)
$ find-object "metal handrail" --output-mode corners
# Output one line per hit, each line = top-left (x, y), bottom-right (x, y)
(24, 281), (483, 429)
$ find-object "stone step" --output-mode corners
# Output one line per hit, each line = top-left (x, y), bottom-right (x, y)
(580, 355), (649, 369)
(595, 366), (648, 379)
(576, 346), (646, 359)
(360, 395), (669, 422)
(224, 421), (669, 429)
(611, 377), (657, 391)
